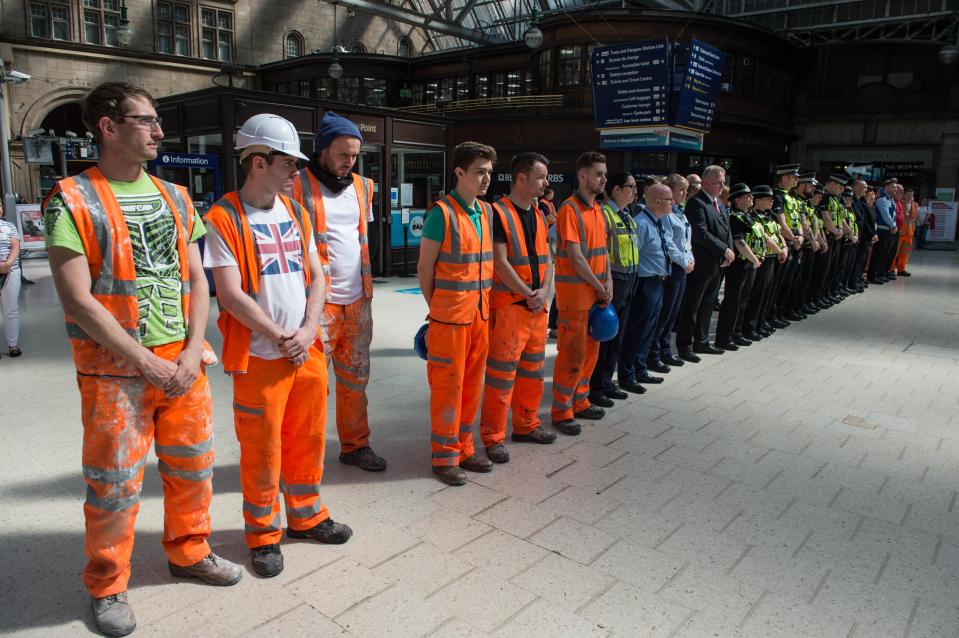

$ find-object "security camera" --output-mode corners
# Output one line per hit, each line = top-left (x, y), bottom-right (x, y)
(27, 127), (46, 136)
(85, 131), (94, 140)
(48, 129), (55, 137)
(64, 130), (78, 138)
(8, 70), (31, 81)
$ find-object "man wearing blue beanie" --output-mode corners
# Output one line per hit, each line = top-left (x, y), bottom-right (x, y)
(292, 111), (386, 471)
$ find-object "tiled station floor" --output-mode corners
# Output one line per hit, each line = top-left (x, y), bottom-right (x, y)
(2, 249), (959, 637)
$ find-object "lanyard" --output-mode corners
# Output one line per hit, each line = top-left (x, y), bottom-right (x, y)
(643, 210), (670, 274)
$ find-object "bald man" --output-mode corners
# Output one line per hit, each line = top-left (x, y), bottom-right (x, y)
(685, 174), (702, 204)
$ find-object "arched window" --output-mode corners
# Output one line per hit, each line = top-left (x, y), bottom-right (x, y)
(350, 42), (367, 53)
(398, 37), (412, 58)
(285, 31), (304, 58)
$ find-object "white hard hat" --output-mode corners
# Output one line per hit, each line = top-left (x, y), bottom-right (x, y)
(235, 113), (309, 161)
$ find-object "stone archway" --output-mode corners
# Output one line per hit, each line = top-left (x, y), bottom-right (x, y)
(18, 87), (90, 137)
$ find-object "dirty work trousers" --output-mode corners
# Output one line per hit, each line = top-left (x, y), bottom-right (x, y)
(80, 340), (213, 598)
(480, 304), (547, 447)
(427, 315), (489, 467)
(551, 309), (599, 422)
(233, 346), (329, 549)
(323, 297), (373, 453)
(893, 225), (915, 272)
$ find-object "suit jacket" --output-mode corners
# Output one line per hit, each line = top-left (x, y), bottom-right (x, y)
(853, 197), (876, 243)
(685, 189), (733, 266)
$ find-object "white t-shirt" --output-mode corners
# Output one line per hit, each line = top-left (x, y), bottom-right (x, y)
(203, 197), (317, 360)
(321, 183), (374, 305)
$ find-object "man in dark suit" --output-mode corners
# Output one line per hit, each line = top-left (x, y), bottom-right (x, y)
(675, 165), (734, 362)
(851, 178), (876, 292)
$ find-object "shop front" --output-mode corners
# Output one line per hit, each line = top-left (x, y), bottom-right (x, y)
(155, 87), (449, 276)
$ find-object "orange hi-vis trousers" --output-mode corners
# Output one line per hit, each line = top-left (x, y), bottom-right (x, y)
(80, 340), (214, 598)
(323, 297), (373, 453)
(551, 309), (600, 422)
(427, 315), (489, 467)
(894, 224), (915, 272)
(480, 304), (547, 447)
(233, 345), (329, 549)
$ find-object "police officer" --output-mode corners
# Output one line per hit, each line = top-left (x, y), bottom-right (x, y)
(715, 184), (763, 350)
(819, 172), (850, 304)
(589, 172), (640, 401)
(741, 185), (787, 341)
(792, 171), (820, 315)
(770, 164), (805, 324)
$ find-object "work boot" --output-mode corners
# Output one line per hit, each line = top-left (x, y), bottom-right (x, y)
(512, 427), (557, 444)
(250, 544), (283, 578)
(168, 552), (243, 586)
(897, 270), (911, 277)
(552, 419), (581, 435)
(574, 405), (605, 420)
(91, 592), (136, 637)
(339, 446), (387, 472)
(460, 454), (494, 473)
(486, 444), (510, 464)
(433, 466), (467, 486)
(287, 518), (353, 544)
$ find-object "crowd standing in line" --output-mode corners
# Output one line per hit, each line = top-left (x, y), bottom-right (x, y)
(30, 81), (921, 637)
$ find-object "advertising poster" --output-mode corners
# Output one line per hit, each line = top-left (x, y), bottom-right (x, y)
(16, 204), (46, 251)
(926, 200), (958, 242)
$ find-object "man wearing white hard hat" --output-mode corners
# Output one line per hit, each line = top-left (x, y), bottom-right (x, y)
(204, 113), (352, 579)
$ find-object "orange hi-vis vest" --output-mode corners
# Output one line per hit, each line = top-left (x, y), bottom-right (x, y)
(541, 198), (556, 224)
(49, 166), (194, 377)
(204, 191), (317, 374)
(490, 196), (549, 310)
(428, 193), (494, 325)
(291, 168), (374, 302)
(554, 193), (609, 309)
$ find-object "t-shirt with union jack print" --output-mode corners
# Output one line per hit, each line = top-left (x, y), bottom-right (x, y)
(204, 196), (317, 360)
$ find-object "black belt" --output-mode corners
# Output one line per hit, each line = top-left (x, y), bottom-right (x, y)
(639, 274), (669, 281)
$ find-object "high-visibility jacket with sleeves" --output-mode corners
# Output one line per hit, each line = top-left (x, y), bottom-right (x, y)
(775, 187), (802, 231)
(824, 194), (844, 229)
(49, 166), (194, 377)
(732, 209), (767, 261)
(540, 198), (556, 223)
(292, 168), (374, 302)
(490, 196), (549, 310)
(759, 211), (786, 251)
(428, 193), (494, 325)
(554, 193), (608, 310)
(204, 191), (317, 374)
(601, 202), (639, 275)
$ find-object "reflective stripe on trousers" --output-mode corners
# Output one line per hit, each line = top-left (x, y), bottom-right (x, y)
(480, 304), (548, 446)
(322, 297), (373, 453)
(551, 310), (600, 421)
(79, 340), (214, 598)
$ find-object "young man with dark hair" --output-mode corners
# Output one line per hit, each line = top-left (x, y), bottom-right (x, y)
(44, 82), (241, 637)
(551, 151), (612, 435)
(418, 141), (497, 485)
(291, 112), (386, 472)
(479, 151), (557, 464)
(205, 113), (353, 580)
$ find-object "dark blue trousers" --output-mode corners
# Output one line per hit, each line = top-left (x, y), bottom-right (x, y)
(618, 276), (665, 383)
(649, 263), (686, 363)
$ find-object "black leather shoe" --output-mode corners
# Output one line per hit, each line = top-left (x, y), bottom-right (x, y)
(589, 394), (615, 408)
(647, 360), (671, 374)
(886, 272), (897, 280)
(758, 328), (774, 338)
(604, 387), (629, 400)
(619, 381), (647, 394)
(770, 318), (790, 329)
(714, 341), (739, 352)
(678, 351), (701, 363)
(744, 332), (762, 341)
(575, 406), (606, 420)
(897, 270), (911, 277)
(693, 344), (725, 355)
(785, 312), (804, 322)
(662, 354), (685, 367)
(732, 336), (752, 347)
(636, 373), (664, 384)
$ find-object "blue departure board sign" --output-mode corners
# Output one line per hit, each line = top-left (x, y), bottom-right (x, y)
(590, 39), (670, 129)
(673, 39), (726, 133)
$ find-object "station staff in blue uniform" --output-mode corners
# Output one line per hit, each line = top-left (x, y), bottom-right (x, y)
(617, 183), (675, 390)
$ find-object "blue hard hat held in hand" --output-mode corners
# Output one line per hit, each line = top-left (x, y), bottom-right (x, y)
(588, 303), (619, 342)
(414, 323), (429, 360)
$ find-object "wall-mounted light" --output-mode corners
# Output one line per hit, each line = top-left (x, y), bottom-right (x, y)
(116, 1), (134, 47)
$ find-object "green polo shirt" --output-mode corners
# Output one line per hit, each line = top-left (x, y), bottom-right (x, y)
(422, 190), (485, 243)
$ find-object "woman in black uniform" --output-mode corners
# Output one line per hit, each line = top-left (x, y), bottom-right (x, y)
(714, 183), (764, 350)
(741, 185), (787, 341)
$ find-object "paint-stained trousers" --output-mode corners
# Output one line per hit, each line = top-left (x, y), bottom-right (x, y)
(480, 304), (547, 447)
(233, 346), (329, 549)
(80, 340), (213, 598)
(427, 315), (489, 466)
(323, 297), (373, 453)
(551, 309), (599, 422)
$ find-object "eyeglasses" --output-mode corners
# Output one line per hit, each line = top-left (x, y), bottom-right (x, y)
(116, 114), (163, 129)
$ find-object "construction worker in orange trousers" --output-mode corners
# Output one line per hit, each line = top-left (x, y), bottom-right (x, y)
(551, 151), (613, 436)
(418, 141), (497, 486)
(204, 113), (352, 580)
(479, 152), (559, 464)
(291, 112), (386, 472)
(44, 82), (241, 638)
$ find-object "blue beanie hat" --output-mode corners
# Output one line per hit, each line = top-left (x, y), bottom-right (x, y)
(315, 111), (363, 154)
